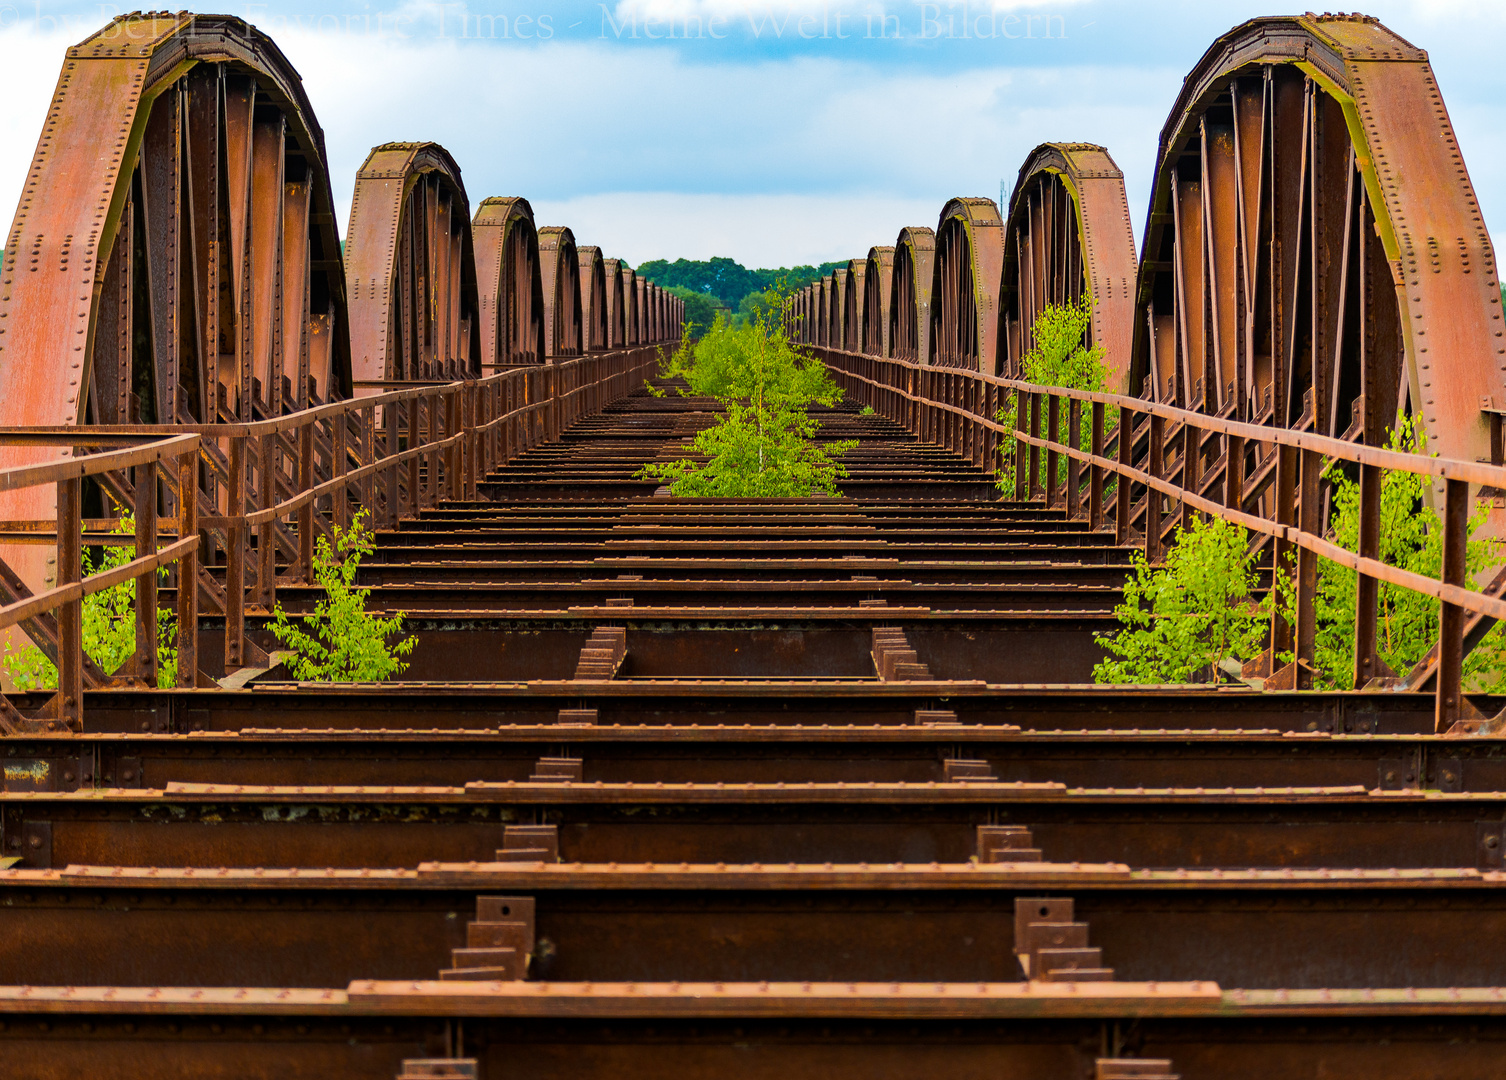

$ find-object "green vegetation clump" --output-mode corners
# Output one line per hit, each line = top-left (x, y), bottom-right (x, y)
(1293, 417), (1506, 690)
(1094, 415), (1506, 688)
(3, 514), (178, 690)
(637, 290), (856, 498)
(636, 256), (845, 321)
(269, 511), (417, 682)
(996, 297), (1115, 494)
(1093, 516), (1265, 684)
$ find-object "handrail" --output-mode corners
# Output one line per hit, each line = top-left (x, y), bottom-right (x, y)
(813, 344), (1501, 733)
(0, 342), (665, 729)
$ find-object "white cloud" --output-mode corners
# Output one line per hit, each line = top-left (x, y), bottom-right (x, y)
(530, 191), (941, 266)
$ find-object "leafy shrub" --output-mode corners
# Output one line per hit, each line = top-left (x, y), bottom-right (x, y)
(1093, 516), (1265, 684)
(3, 514), (177, 690)
(268, 510), (417, 681)
(638, 290), (855, 498)
(1289, 416), (1506, 690)
(996, 297), (1115, 495)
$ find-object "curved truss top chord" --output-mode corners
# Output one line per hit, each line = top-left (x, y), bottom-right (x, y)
(1130, 13), (1503, 478)
(0, 12), (351, 436)
(931, 197), (1004, 373)
(1002, 143), (1137, 391)
(890, 226), (936, 363)
(844, 260), (865, 353)
(863, 247), (894, 357)
(346, 141), (480, 385)
(621, 267), (638, 346)
(602, 258), (626, 347)
(538, 226), (582, 360)
(634, 276), (648, 345)
(830, 270), (848, 352)
(578, 246), (607, 351)
(472, 196), (543, 365)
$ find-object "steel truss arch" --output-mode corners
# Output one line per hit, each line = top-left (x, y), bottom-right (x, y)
(538, 226), (583, 360)
(863, 247), (894, 357)
(890, 227), (936, 363)
(844, 259), (865, 352)
(1130, 13), (1503, 476)
(621, 268), (638, 346)
(472, 196), (543, 365)
(931, 197), (1004, 373)
(0, 12), (352, 433)
(346, 141), (480, 385)
(578, 246), (607, 351)
(1002, 143), (1138, 391)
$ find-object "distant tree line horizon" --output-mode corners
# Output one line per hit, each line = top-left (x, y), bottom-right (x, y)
(637, 256), (846, 332)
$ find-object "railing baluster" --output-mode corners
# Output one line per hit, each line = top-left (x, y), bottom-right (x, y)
(1027, 392), (1042, 501)
(176, 448), (198, 689)
(1089, 401), (1105, 530)
(257, 434), (275, 607)
(1045, 392), (1059, 509)
(1353, 461), (1381, 688)
(1066, 398), (1081, 518)
(1270, 445), (1299, 665)
(1436, 477), (1470, 732)
(1146, 413), (1165, 564)
(1115, 406), (1132, 545)
(297, 423), (314, 581)
(225, 436), (246, 672)
(55, 476), (82, 726)
(1295, 448), (1322, 690)
(1013, 390), (1029, 501)
(133, 460), (158, 688)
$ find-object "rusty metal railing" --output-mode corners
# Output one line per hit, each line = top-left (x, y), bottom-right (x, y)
(816, 345), (1506, 732)
(0, 435), (203, 731)
(0, 346), (660, 724)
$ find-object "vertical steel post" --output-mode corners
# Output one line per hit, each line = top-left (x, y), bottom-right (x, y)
(1045, 392), (1060, 510)
(133, 461), (158, 688)
(1436, 478), (1470, 732)
(1027, 392), (1042, 501)
(1089, 401), (1105, 531)
(1353, 462), (1382, 689)
(225, 436), (246, 672)
(1066, 398), (1081, 518)
(175, 450), (198, 688)
(1116, 407), (1133, 546)
(1294, 448), (1322, 690)
(55, 477), (82, 727)
(297, 423), (314, 582)
(1146, 414), (1166, 564)
(1013, 389), (1029, 502)
(256, 434), (275, 609)
(1270, 445), (1299, 664)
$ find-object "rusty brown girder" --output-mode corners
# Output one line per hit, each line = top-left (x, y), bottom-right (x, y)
(1001, 143), (1138, 393)
(347, 142), (480, 385)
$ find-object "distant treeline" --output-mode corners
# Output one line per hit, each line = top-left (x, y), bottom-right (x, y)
(636, 256), (846, 312)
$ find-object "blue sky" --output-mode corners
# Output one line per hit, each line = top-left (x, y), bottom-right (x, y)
(0, 2), (1501, 269)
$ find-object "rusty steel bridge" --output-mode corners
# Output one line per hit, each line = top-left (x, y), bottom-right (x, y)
(0, 11), (1503, 1080)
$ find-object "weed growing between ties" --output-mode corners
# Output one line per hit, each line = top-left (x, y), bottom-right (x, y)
(996, 297), (1116, 496)
(269, 510), (417, 681)
(637, 286), (856, 498)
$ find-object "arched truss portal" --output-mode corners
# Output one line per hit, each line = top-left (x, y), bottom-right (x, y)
(1131, 13), (1503, 477)
(830, 270), (847, 352)
(931, 197), (1004, 373)
(578, 247), (606, 351)
(889, 227), (936, 363)
(648, 284), (660, 342)
(621, 268), (638, 346)
(538, 226), (583, 360)
(814, 278), (827, 345)
(346, 141), (480, 385)
(472, 196), (543, 365)
(0, 13), (351, 434)
(844, 260), (865, 353)
(602, 259), (625, 347)
(863, 247), (894, 357)
(1002, 143), (1138, 391)
(635, 277), (648, 344)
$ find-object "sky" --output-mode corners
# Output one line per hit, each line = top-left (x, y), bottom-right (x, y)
(0, 1), (1501, 270)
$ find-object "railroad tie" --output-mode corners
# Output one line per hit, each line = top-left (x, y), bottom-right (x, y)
(573, 626), (627, 680)
(497, 823), (560, 863)
(398, 1061), (479, 1080)
(1014, 896), (1114, 982)
(1095, 1060), (1179, 1080)
(872, 626), (932, 681)
(441, 895), (535, 981)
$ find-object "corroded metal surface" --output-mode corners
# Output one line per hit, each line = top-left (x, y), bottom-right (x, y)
(1002, 144), (1137, 392)
(473, 197), (544, 365)
(932, 197), (1005, 373)
(346, 142), (479, 384)
(891, 226), (936, 363)
(537, 226), (582, 360)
